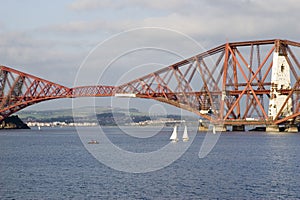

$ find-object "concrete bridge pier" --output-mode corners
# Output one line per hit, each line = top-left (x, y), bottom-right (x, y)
(197, 121), (227, 132)
(286, 124), (298, 133)
(198, 120), (208, 132)
(212, 124), (227, 132)
(266, 124), (298, 132)
(198, 125), (208, 132)
(266, 125), (280, 132)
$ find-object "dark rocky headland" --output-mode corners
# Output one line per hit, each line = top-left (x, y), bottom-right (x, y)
(0, 115), (30, 129)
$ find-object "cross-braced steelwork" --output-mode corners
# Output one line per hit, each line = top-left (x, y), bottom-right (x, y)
(115, 39), (300, 126)
(1, 39), (300, 127)
(0, 66), (114, 121)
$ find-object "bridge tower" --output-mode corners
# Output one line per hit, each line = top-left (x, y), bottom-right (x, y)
(267, 41), (294, 132)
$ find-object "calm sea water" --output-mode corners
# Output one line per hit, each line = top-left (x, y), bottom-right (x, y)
(0, 127), (300, 199)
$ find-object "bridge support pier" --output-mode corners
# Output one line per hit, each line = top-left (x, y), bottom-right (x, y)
(198, 125), (208, 132)
(286, 125), (298, 133)
(212, 125), (227, 132)
(266, 125), (279, 132)
(198, 120), (208, 132)
(197, 122), (227, 132)
(268, 42), (293, 128)
(232, 125), (245, 131)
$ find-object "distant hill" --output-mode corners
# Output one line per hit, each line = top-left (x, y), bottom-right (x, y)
(17, 106), (199, 126)
(18, 106), (141, 122)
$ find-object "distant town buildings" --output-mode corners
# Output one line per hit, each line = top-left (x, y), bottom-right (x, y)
(26, 121), (98, 127)
(26, 118), (187, 127)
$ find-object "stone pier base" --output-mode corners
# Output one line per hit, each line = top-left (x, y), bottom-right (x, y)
(198, 120), (208, 132)
(198, 124), (227, 132)
(198, 124), (208, 132)
(213, 125), (227, 132)
(266, 125), (279, 132)
(286, 125), (298, 133)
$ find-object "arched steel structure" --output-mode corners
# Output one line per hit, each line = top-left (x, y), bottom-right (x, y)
(0, 66), (114, 121)
(1, 39), (299, 126)
(115, 39), (300, 125)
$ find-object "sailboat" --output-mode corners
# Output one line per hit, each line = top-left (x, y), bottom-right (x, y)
(170, 125), (179, 143)
(182, 125), (189, 142)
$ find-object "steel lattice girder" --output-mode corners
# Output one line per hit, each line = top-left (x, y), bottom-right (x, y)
(0, 66), (115, 121)
(1, 39), (299, 125)
(115, 39), (300, 125)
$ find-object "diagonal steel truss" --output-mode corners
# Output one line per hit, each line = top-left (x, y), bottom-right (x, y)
(1, 39), (299, 125)
(0, 66), (114, 121)
(115, 39), (300, 125)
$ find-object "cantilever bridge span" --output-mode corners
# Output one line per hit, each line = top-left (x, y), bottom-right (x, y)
(0, 66), (115, 121)
(1, 39), (300, 130)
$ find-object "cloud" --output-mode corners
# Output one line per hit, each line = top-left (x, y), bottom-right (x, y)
(64, 0), (300, 42)
(0, 31), (86, 86)
(43, 19), (135, 34)
(0, 21), (5, 32)
(68, 0), (189, 11)
(3, 1), (300, 86)
(32, 0), (300, 89)
(43, 11), (300, 45)
(250, 0), (300, 13)
(3, 0), (299, 77)
(69, 0), (112, 11)
(1, 0), (299, 112)
(0, 32), (63, 65)
(68, 0), (300, 15)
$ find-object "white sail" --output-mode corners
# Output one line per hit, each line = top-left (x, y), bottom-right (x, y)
(170, 126), (178, 142)
(213, 126), (216, 134)
(182, 125), (189, 141)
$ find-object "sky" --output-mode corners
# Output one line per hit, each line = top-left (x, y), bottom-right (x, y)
(0, 0), (299, 112)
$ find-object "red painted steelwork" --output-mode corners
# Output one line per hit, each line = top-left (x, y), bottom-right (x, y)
(1, 39), (300, 126)
(0, 66), (114, 121)
(115, 39), (300, 125)
(71, 86), (115, 97)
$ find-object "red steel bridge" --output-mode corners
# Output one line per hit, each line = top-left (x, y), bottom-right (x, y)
(1, 39), (299, 130)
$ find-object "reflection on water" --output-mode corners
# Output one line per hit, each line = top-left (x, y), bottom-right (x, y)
(0, 127), (299, 199)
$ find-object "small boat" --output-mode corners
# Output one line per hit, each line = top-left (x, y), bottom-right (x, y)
(182, 125), (189, 142)
(88, 140), (99, 144)
(170, 125), (179, 143)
